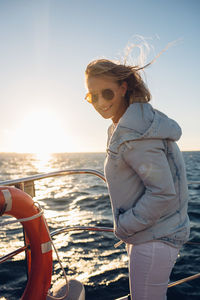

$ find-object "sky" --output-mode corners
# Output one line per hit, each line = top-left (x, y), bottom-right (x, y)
(0, 0), (199, 153)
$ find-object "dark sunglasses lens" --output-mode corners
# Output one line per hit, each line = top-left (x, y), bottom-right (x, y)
(102, 89), (114, 100)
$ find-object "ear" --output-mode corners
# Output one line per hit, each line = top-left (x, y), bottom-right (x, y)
(120, 81), (128, 96)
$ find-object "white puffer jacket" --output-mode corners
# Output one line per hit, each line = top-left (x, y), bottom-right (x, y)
(104, 103), (190, 248)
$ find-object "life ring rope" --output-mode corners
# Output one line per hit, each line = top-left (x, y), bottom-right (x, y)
(42, 215), (69, 300)
(0, 203), (43, 226)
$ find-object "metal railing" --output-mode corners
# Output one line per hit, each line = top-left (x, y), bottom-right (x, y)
(0, 168), (106, 186)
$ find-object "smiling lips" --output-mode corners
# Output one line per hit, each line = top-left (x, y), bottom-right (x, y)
(100, 104), (112, 112)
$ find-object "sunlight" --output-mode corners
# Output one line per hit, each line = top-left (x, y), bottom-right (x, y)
(12, 109), (73, 153)
(33, 152), (53, 173)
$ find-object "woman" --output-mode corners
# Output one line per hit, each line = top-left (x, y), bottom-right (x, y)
(84, 58), (190, 300)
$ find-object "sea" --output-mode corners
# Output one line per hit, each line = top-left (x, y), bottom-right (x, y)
(0, 151), (200, 300)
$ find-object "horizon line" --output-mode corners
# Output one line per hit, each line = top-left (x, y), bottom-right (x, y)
(0, 150), (200, 155)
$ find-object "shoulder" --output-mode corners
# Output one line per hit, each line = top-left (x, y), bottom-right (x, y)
(123, 139), (165, 153)
(122, 139), (166, 168)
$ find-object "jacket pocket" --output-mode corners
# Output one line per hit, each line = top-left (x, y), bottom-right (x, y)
(115, 209), (135, 239)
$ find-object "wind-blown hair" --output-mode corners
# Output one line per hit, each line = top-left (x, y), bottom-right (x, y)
(85, 59), (151, 104)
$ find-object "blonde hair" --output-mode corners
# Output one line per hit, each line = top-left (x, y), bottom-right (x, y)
(85, 38), (177, 105)
(85, 59), (151, 104)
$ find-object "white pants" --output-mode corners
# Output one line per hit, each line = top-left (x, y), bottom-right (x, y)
(127, 241), (180, 300)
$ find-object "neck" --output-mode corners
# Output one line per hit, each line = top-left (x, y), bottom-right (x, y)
(112, 103), (128, 124)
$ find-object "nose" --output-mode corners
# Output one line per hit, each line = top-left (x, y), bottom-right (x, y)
(97, 94), (108, 107)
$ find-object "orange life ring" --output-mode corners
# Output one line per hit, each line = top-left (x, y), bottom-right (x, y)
(0, 186), (53, 300)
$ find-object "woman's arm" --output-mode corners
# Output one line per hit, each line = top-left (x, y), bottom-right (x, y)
(116, 139), (176, 238)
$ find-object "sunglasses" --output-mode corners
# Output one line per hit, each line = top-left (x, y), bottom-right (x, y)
(85, 88), (115, 104)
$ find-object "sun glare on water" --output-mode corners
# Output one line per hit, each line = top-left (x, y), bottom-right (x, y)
(13, 109), (72, 154)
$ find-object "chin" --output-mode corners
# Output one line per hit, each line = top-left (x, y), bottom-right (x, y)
(99, 113), (112, 119)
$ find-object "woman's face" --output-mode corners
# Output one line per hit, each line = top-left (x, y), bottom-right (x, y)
(86, 76), (128, 123)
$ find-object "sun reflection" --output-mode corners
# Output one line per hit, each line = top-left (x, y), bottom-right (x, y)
(66, 208), (93, 226)
(48, 208), (94, 228)
(33, 152), (53, 173)
(70, 250), (128, 284)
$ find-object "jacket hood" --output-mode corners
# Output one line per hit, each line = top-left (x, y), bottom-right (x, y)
(108, 103), (182, 153)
